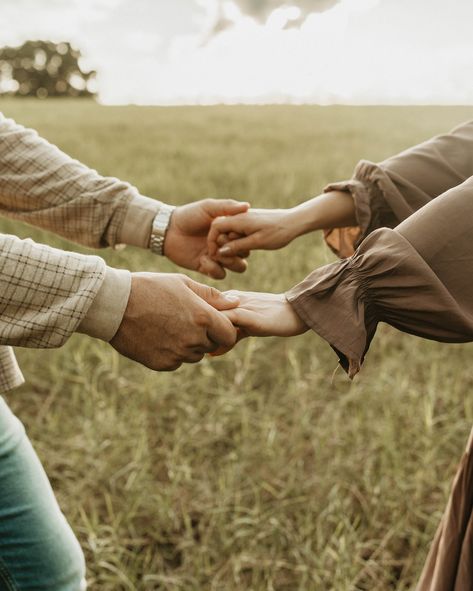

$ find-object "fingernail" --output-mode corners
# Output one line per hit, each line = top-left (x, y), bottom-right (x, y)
(224, 295), (239, 303)
(219, 246), (231, 255)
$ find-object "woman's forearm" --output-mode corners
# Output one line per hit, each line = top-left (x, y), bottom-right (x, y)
(286, 190), (357, 239)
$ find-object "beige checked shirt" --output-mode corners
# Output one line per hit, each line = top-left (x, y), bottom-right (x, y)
(0, 112), (163, 392)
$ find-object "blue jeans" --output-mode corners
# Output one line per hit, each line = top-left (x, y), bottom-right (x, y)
(0, 397), (86, 591)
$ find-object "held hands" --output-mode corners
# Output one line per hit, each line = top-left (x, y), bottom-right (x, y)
(110, 273), (240, 371)
(207, 208), (301, 260)
(164, 198), (250, 279)
(212, 291), (309, 355)
(122, 201), (307, 371)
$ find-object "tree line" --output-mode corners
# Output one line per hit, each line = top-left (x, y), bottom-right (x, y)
(0, 40), (97, 99)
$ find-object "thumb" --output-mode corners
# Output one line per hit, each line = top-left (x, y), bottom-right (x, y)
(186, 279), (240, 311)
(205, 199), (250, 218)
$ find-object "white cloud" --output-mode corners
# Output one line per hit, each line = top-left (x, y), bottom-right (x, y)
(0, 0), (472, 104)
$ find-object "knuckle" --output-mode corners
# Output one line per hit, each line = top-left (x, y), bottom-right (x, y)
(162, 360), (182, 372)
(187, 353), (205, 364)
(209, 286), (220, 299)
(194, 309), (210, 327)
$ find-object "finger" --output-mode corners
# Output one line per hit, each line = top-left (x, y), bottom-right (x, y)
(198, 255), (226, 280)
(204, 199), (250, 218)
(186, 279), (240, 310)
(209, 328), (249, 357)
(207, 215), (248, 256)
(218, 234), (261, 256)
(216, 232), (244, 247)
(217, 251), (250, 263)
(206, 310), (238, 349)
(216, 233), (230, 247)
(220, 307), (258, 334)
(184, 350), (206, 364)
(215, 235), (250, 258)
(187, 338), (219, 355)
(217, 257), (248, 274)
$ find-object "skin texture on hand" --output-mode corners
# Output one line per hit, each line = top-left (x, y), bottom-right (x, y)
(163, 198), (250, 279)
(211, 291), (309, 356)
(110, 273), (240, 371)
(207, 191), (358, 259)
(207, 208), (299, 258)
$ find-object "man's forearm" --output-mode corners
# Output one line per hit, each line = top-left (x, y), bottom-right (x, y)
(0, 230), (133, 349)
(0, 112), (167, 250)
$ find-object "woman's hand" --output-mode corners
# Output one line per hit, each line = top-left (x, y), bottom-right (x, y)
(207, 191), (359, 261)
(211, 291), (308, 356)
(207, 208), (303, 259)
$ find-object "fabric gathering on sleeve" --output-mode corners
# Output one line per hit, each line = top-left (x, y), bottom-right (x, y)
(323, 120), (473, 259)
(287, 174), (473, 378)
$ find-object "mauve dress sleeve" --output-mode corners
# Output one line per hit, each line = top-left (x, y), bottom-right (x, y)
(324, 120), (473, 258)
(286, 175), (473, 378)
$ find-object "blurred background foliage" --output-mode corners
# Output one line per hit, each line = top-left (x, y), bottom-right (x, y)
(0, 40), (97, 99)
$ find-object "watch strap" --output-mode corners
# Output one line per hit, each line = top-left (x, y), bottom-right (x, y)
(149, 204), (176, 255)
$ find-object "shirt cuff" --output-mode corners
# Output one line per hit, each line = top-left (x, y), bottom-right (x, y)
(118, 194), (164, 249)
(77, 266), (132, 342)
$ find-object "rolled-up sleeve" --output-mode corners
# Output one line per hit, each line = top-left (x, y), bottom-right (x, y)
(324, 120), (473, 258)
(287, 175), (473, 377)
(0, 233), (107, 348)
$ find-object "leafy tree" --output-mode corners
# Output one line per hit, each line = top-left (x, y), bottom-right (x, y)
(0, 40), (97, 98)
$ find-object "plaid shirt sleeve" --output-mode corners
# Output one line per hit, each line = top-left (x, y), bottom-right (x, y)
(0, 113), (155, 391)
(0, 111), (162, 248)
(0, 232), (106, 348)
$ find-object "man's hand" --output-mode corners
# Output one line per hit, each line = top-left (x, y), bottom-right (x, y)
(110, 273), (240, 371)
(164, 199), (250, 280)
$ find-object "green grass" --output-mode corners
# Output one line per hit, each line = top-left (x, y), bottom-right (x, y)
(1, 99), (473, 590)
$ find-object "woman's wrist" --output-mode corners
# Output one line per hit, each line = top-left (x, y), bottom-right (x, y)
(285, 203), (321, 240)
(284, 190), (357, 240)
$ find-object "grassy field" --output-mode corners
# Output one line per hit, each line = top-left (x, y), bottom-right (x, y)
(1, 99), (473, 590)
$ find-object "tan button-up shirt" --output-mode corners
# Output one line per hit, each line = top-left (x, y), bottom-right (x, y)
(0, 112), (162, 391)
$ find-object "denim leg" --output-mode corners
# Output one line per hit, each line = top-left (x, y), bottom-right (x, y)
(0, 396), (86, 591)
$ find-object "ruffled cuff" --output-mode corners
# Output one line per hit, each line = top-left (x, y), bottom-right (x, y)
(287, 227), (473, 378)
(323, 160), (403, 259)
(286, 250), (379, 379)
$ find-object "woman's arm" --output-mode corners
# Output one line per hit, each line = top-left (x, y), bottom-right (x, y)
(207, 190), (356, 257)
(209, 120), (473, 259)
(221, 173), (473, 377)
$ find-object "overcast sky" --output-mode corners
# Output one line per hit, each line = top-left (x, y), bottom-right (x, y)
(1, 0), (472, 105)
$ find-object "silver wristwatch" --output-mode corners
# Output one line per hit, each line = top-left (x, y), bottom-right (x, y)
(149, 204), (176, 256)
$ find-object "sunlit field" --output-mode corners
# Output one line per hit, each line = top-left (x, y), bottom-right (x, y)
(1, 99), (473, 590)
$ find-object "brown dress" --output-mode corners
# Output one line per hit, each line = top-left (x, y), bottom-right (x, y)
(286, 120), (473, 590)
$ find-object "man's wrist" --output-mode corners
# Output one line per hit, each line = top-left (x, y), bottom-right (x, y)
(77, 266), (132, 341)
(149, 204), (176, 256)
(118, 194), (163, 249)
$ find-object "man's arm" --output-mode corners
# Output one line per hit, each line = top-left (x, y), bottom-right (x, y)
(0, 112), (139, 249)
(0, 112), (249, 278)
(0, 231), (238, 370)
